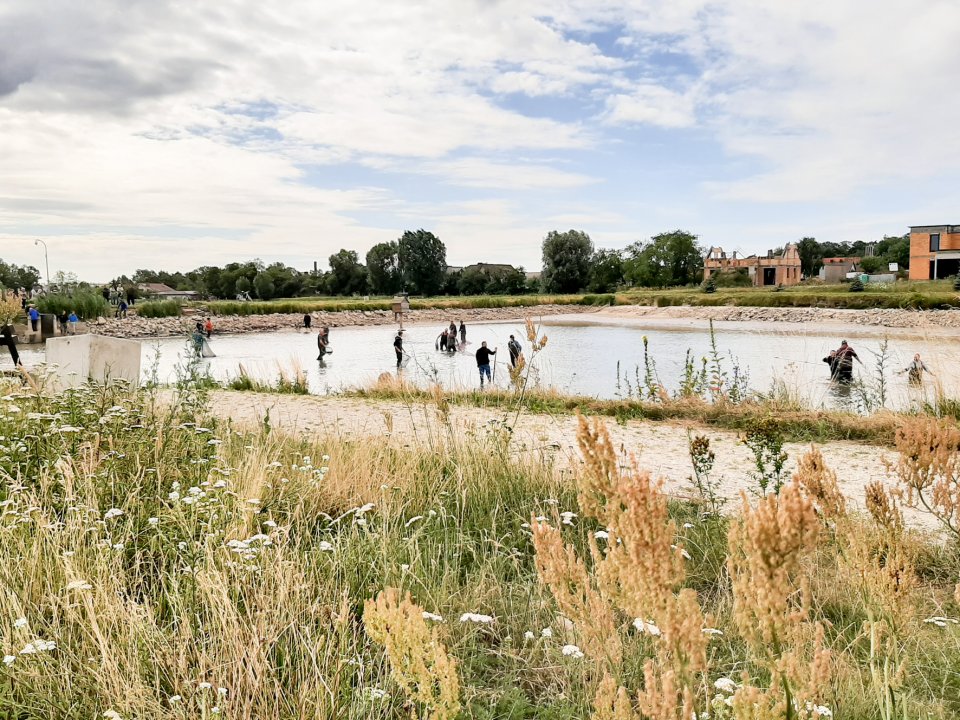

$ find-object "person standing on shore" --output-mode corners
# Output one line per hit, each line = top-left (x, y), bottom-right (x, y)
(394, 329), (405, 368)
(68, 310), (78, 334)
(475, 341), (497, 388)
(303, 314), (312, 329)
(28, 305), (39, 332)
(57, 311), (68, 335)
(205, 318), (214, 338)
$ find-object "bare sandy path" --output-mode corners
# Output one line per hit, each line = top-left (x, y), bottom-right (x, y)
(208, 390), (931, 528)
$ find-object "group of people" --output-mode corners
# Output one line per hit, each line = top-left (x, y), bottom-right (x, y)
(56, 311), (79, 335)
(436, 320), (467, 352)
(191, 318), (215, 356)
(823, 339), (933, 385)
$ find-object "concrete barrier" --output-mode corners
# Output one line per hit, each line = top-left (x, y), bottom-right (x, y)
(46, 335), (141, 389)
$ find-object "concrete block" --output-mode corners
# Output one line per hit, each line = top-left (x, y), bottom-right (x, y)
(46, 335), (141, 389)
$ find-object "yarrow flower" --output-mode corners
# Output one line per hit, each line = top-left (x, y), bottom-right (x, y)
(593, 529), (610, 540)
(633, 618), (662, 637)
(540, 627), (553, 638)
(561, 644), (584, 658)
(923, 616), (959, 627)
(459, 613), (494, 624)
(714, 678), (738, 694)
(13, 618), (27, 630)
(560, 511), (577, 525)
(103, 508), (123, 520)
(421, 611), (443, 623)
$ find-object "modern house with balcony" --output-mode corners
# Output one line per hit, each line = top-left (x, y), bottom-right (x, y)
(909, 225), (960, 280)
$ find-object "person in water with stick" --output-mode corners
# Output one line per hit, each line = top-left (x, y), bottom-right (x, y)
(317, 326), (330, 359)
(900, 353), (933, 385)
(394, 329), (405, 368)
(475, 340), (497, 388)
(834, 340), (862, 383)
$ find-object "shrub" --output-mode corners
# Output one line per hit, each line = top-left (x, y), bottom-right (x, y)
(701, 276), (717, 293)
(849, 278), (865, 292)
(136, 300), (183, 318)
(34, 291), (109, 319)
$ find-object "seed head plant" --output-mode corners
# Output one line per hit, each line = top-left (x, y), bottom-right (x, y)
(893, 417), (960, 538)
(364, 587), (461, 720)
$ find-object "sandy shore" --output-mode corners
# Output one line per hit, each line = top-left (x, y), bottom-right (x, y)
(207, 390), (933, 530)
(88, 302), (960, 340)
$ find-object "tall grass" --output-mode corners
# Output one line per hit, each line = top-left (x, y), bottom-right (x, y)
(0, 382), (957, 717)
(135, 299), (183, 318)
(34, 291), (109, 319)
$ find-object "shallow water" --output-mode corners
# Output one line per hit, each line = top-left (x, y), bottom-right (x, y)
(10, 316), (957, 410)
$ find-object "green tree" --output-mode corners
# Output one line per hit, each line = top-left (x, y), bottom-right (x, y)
(253, 273), (275, 300)
(327, 249), (368, 296)
(398, 230), (446, 296)
(858, 256), (886, 274)
(366, 241), (402, 295)
(588, 249), (624, 293)
(795, 237), (823, 277)
(623, 230), (704, 288)
(874, 233), (910, 270)
(235, 276), (252, 296)
(541, 229), (594, 293)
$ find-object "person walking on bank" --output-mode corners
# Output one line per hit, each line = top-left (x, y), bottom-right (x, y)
(475, 341), (497, 388)
(57, 311), (68, 335)
(68, 310), (78, 334)
(303, 313), (312, 329)
(28, 305), (39, 332)
(394, 329), (405, 368)
(900, 353), (933, 384)
(507, 334), (522, 368)
(834, 340), (862, 383)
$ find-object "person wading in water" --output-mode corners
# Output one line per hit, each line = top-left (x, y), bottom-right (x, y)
(834, 340), (862, 383)
(394, 329), (405, 368)
(900, 353), (933, 384)
(475, 341), (497, 388)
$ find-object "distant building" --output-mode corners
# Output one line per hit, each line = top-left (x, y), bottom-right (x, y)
(703, 244), (802, 287)
(137, 283), (198, 300)
(909, 224), (960, 280)
(460, 263), (518, 275)
(819, 257), (861, 284)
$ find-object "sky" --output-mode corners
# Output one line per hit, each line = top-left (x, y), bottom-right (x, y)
(1, 0), (959, 283)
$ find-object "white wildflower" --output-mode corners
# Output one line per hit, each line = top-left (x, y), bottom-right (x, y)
(198, 681), (213, 690)
(594, 530), (610, 540)
(13, 617), (27, 629)
(702, 628), (723, 636)
(421, 611), (443, 622)
(405, 515), (424, 527)
(459, 613), (495, 624)
(561, 644), (584, 659)
(714, 678), (738, 694)
(524, 631), (535, 640)
(540, 627), (553, 638)
(560, 511), (577, 525)
(103, 711), (122, 720)
(2, 655), (14, 665)
(169, 695), (182, 703)
(148, 517), (159, 526)
(318, 541), (334, 552)
(633, 618), (661, 636)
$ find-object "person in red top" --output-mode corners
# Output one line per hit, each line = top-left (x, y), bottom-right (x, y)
(834, 340), (862, 383)
(204, 318), (214, 338)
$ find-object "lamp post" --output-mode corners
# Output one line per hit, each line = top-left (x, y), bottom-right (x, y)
(34, 239), (50, 289)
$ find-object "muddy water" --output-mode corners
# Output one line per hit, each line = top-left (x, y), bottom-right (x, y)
(12, 316), (958, 410)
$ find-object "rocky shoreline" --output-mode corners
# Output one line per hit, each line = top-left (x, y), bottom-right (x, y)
(88, 304), (599, 338)
(84, 302), (960, 339)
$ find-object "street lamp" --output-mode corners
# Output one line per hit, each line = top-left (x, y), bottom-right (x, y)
(34, 239), (50, 289)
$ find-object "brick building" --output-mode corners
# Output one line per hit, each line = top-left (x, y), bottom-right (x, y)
(909, 224), (960, 280)
(820, 257), (861, 284)
(703, 244), (802, 287)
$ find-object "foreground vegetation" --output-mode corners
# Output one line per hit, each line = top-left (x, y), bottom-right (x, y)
(1, 367), (960, 718)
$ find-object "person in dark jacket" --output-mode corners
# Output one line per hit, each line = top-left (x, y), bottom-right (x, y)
(394, 329), (405, 368)
(475, 341), (497, 388)
(822, 350), (839, 380)
(459, 320), (466, 346)
(507, 335), (522, 368)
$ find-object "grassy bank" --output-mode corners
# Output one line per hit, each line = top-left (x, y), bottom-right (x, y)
(343, 381), (906, 445)
(0, 381), (957, 718)
(199, 280), (960, 316)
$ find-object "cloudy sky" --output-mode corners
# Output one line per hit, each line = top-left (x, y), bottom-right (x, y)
(1, 0), (959, 282)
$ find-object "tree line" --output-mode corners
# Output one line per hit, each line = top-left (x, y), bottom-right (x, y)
(4, 228), (909, 302)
